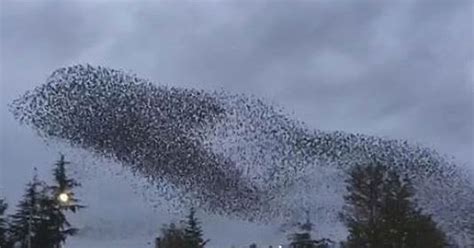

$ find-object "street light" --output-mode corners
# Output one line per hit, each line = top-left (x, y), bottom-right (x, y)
(58, 192), (70, 203)
(26, 191), (71, 248)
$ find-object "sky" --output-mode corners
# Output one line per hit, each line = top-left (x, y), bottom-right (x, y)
(0, 0), (473, 247)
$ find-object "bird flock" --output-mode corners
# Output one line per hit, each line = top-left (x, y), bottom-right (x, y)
(9, 65), (474, 245)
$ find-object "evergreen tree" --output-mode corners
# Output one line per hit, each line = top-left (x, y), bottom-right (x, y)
(383, 171), (447, 247)
(8, 156), (85, 248)
(157, 208), (209, 248)
(0, 198), (9, 247)
(8, 172), (49, 248)
(378, 170), (413, 247)
(287, 214), (333, 248)
(403, 210), (447, 248)
(43, 155), (84, 248)
(288, 215), (314, 248)
(34, 192), (78, 248)
(340, 162), (447, 248)
(50, 154), (84, 213)
(183, 207), (209, 248)
(159, 223), (186, 248)
(340, 163), (386, 248)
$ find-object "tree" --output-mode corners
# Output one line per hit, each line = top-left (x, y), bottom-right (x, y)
(378, 169), (412, 246)
(8, 156), (85, 248)
(340, 163), (385, 248)
(50, 155), (84, 213)
(159, 223), (186, 248)
(8, 172), (49, 248)
(340, 162), (447, 248)
(43, 155), (84, 248)
(384, 171), (447, 248)
(156, 208), (210, 248)
(403, 211), (447, 248)
(287, 214), (334, 248)
(0, 198), (9, 247)
(183, 207), (209, 248)
(34, 192), (79, 248)
(288, 215), (314, 248)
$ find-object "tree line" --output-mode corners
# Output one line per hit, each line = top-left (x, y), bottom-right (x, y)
(156, 159), (448, 248)
(0, 155), (84, 248)
(1, 156), (449, 248)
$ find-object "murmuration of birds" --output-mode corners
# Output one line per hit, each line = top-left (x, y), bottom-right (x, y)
(9, 65), (474, 245)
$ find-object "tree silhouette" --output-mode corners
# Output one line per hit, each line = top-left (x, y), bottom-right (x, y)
(50, 155), (84, 213)
(288, 214), (314, 248)
(7, 157), (85, 248)
(287, 212), (334, 248)
(0, 198), (9, 247)
(43, 155), (84, 247)
(183, 207), (209, 248)
(8, 171), (48, 248)
(159, 223), (186, 248)
(341, 161), (447, 247)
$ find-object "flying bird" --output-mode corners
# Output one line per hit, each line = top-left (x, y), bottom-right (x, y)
(9, 65), (474, 245)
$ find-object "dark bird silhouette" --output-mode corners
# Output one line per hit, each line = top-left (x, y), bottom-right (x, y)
(9, 65), (474, 246)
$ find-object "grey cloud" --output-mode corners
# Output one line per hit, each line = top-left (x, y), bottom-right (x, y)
(1, 1), (99, 62)
(1, 0), (472, 246)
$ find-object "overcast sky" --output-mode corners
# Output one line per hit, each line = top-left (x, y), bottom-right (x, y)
(1, 0), (473, 247)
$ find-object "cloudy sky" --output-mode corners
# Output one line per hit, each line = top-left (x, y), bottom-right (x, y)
(1, 0), (473, 247)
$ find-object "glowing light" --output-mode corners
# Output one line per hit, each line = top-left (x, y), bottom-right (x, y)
(58, 192), (69, 203)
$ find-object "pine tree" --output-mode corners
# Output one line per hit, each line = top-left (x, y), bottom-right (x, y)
(7, 156), (85, 248)
(288, 214), (314, 248)
(159, 222), (186, 248)
(381, 170), (447, 247)
(44, 155), (84, 247)
(287, 213), (333, 248)
(403, 210), (447, 248)
(183, 207), (209, 248)
(378, 170), (414, 247)
(34, 192), (79, 248)
(50, 154), (84, 213)
(340, 162), (447, 248)
(8, 172), (49, 248)
(340, 162), (386, 248)
(0, 198), (9, 247)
